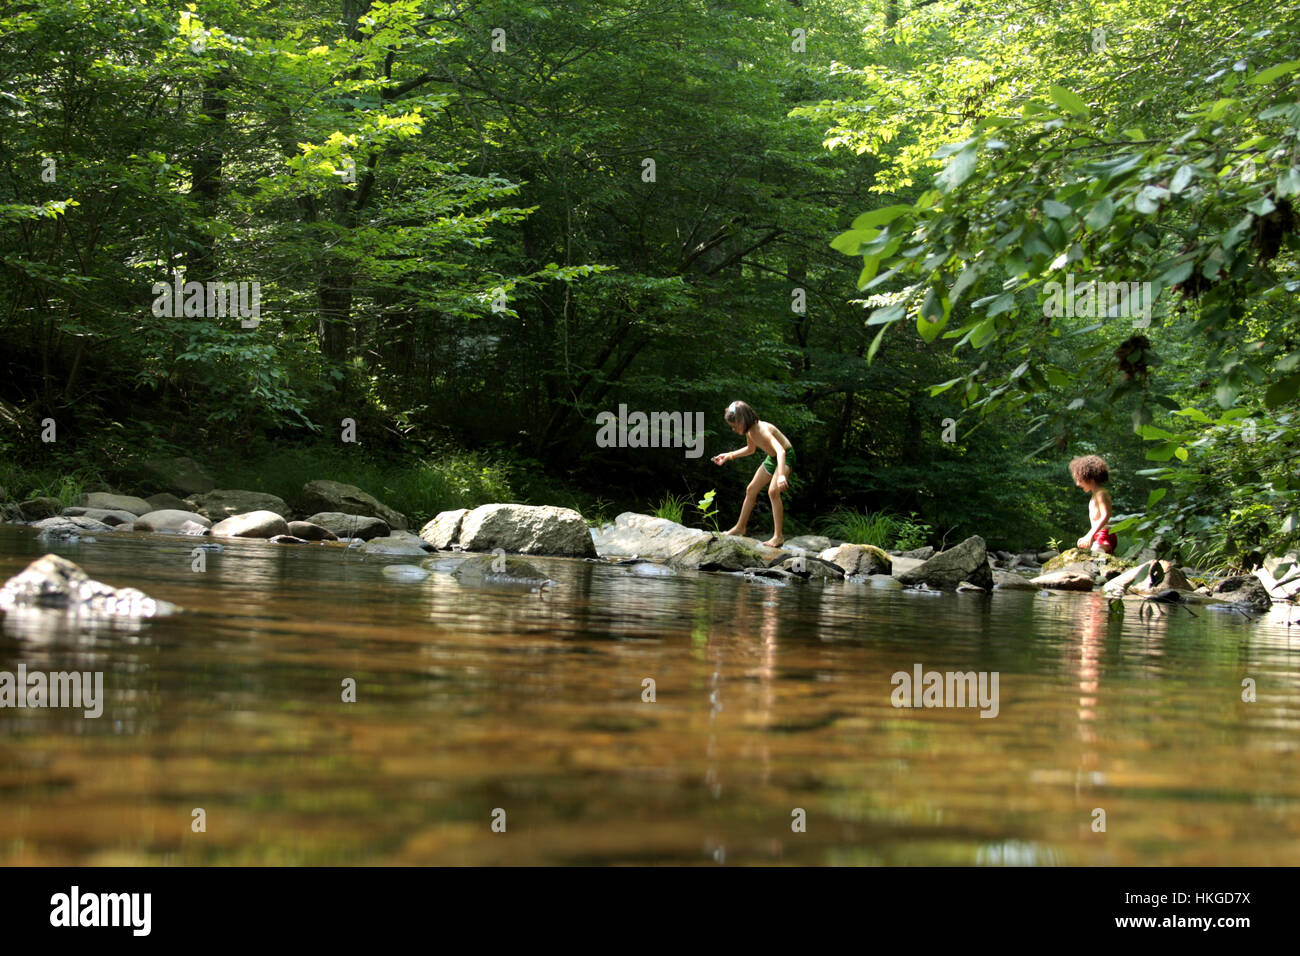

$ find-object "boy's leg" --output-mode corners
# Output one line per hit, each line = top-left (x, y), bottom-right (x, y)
(762, 463), (789, 547)
(724, 464), (770, 536)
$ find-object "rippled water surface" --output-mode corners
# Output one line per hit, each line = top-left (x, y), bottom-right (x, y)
(2, 525), (1298, 865)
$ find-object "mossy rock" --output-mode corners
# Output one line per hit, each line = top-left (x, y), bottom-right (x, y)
(450, 553), (551, 588)
(1041, 547), (1131, 579)
(668, 536), (769, 572)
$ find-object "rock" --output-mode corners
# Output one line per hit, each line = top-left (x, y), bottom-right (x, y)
(889, 555), (926, 577)
(1041, 548), (1130, 581)
(1105, 560), (1191, 595)
(1037, 550), (1059, 562)
(783, 534), (841, 552)
(61, 507), (138, 526)
(819, 543), (892, 576)
(133, 509), (213, 533)
(897, 545), (935, 560)
(191, 489), (291, 520)
(993, 569), (1039, 590)
(451, 553), (552, 588)
(300, 480), (408, 532)
(177, 521), (208, 536)
(138, 456), (215, 496)
(668, 535), (770, 572)
(305, 512), (390, 541)
(18, 496), (62, 520)
(79, 492), (154, 516)
(957, 580), (989, 592)
(0, 553), (177, 616)
(362, 535), (429, 556)
(382, 564), (431, 581)
(457, 503), (597, 558)
(386, 530), (433, 551)
(589, 512), (710, 560)
(896, 535), (993, 590)
(770, 555), (845, 581)
(287, 521), (338, 541)
(1208, 574), (1272, 611)
(145, 492), (192, 512)
(1030, 570), (1095, 591)
(267, 534), (310, 544)
(420, 509), (470, 550)
(31, 516), (115, 534)
(210, 510), (289, 538)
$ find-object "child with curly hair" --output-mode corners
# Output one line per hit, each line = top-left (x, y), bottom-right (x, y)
(1070, 455), (1116, 554)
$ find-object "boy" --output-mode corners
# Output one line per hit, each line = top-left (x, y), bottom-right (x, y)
(1070, 454), (1116, 554)
(711, 401), (795, 548)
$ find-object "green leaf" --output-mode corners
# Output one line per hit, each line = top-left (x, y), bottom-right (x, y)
(1043, 199), (1073, 219)
(1249, 60), (1300, 84)
(1146, 488), (1167, 508)
(851, 205), (913, 230)
(1049, 84), (1090, 118)
(936, 144), (978, 193)
(831, 228), (877, 255)
(1084, 197), (1115, 231)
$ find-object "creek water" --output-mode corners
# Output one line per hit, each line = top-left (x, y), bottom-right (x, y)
(1, 524), (1298, 865)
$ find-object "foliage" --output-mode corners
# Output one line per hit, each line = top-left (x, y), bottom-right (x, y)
(653, 493), (689, 525)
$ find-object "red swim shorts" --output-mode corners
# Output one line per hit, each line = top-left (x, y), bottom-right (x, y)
(1091, 528), (1117, 554)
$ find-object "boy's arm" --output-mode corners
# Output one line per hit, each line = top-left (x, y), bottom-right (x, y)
(725, 435), (758, 461)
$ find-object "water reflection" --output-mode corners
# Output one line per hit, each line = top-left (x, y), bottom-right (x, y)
(1, 526), (1299, 864)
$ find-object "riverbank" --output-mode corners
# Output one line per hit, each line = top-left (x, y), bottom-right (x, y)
(0, 468), (1287, 611)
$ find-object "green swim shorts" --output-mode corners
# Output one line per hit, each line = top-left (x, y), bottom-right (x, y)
(762, 446), (795, 474)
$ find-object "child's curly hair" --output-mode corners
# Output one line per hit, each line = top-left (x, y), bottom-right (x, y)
(1069, 455), (1110, 486)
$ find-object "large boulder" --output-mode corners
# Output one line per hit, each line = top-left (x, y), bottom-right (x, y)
(1104, 560), (1191, 596)
(79, 492), (153, 516)
(18, 496), (62, 520)
(61, 507), (138, 526)
(191, 489), (291, 520)
(305, 512), (389, 541)
(1030, 570), (1094, 592)
(210, 510), (288, 538)
(138, 456), (215, 496)
(419, 509), (470, 550)
(300, 480), (408, 532)
(31, 515), (115, 534)
(589, 512), (710, 560)
(456, 503), (597, 558)
(769, 555), (845, 581)
(783, 534), (841, 553)
(0, 553), (177, 616)
(363, 535), (429, 556)
(133, 509), (212, 533)
(669, 535), (770, 572)
(819, 543), (892, 576)
(287, 520), (338, 542)
(450, 553), (552, 589)
(1042, 547), (1130, 580)
(993, 569), (1039, 590)
(896, 535), (994, 590)
(145, 492), (193, 512)
(1208, 575), (1272, 611)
